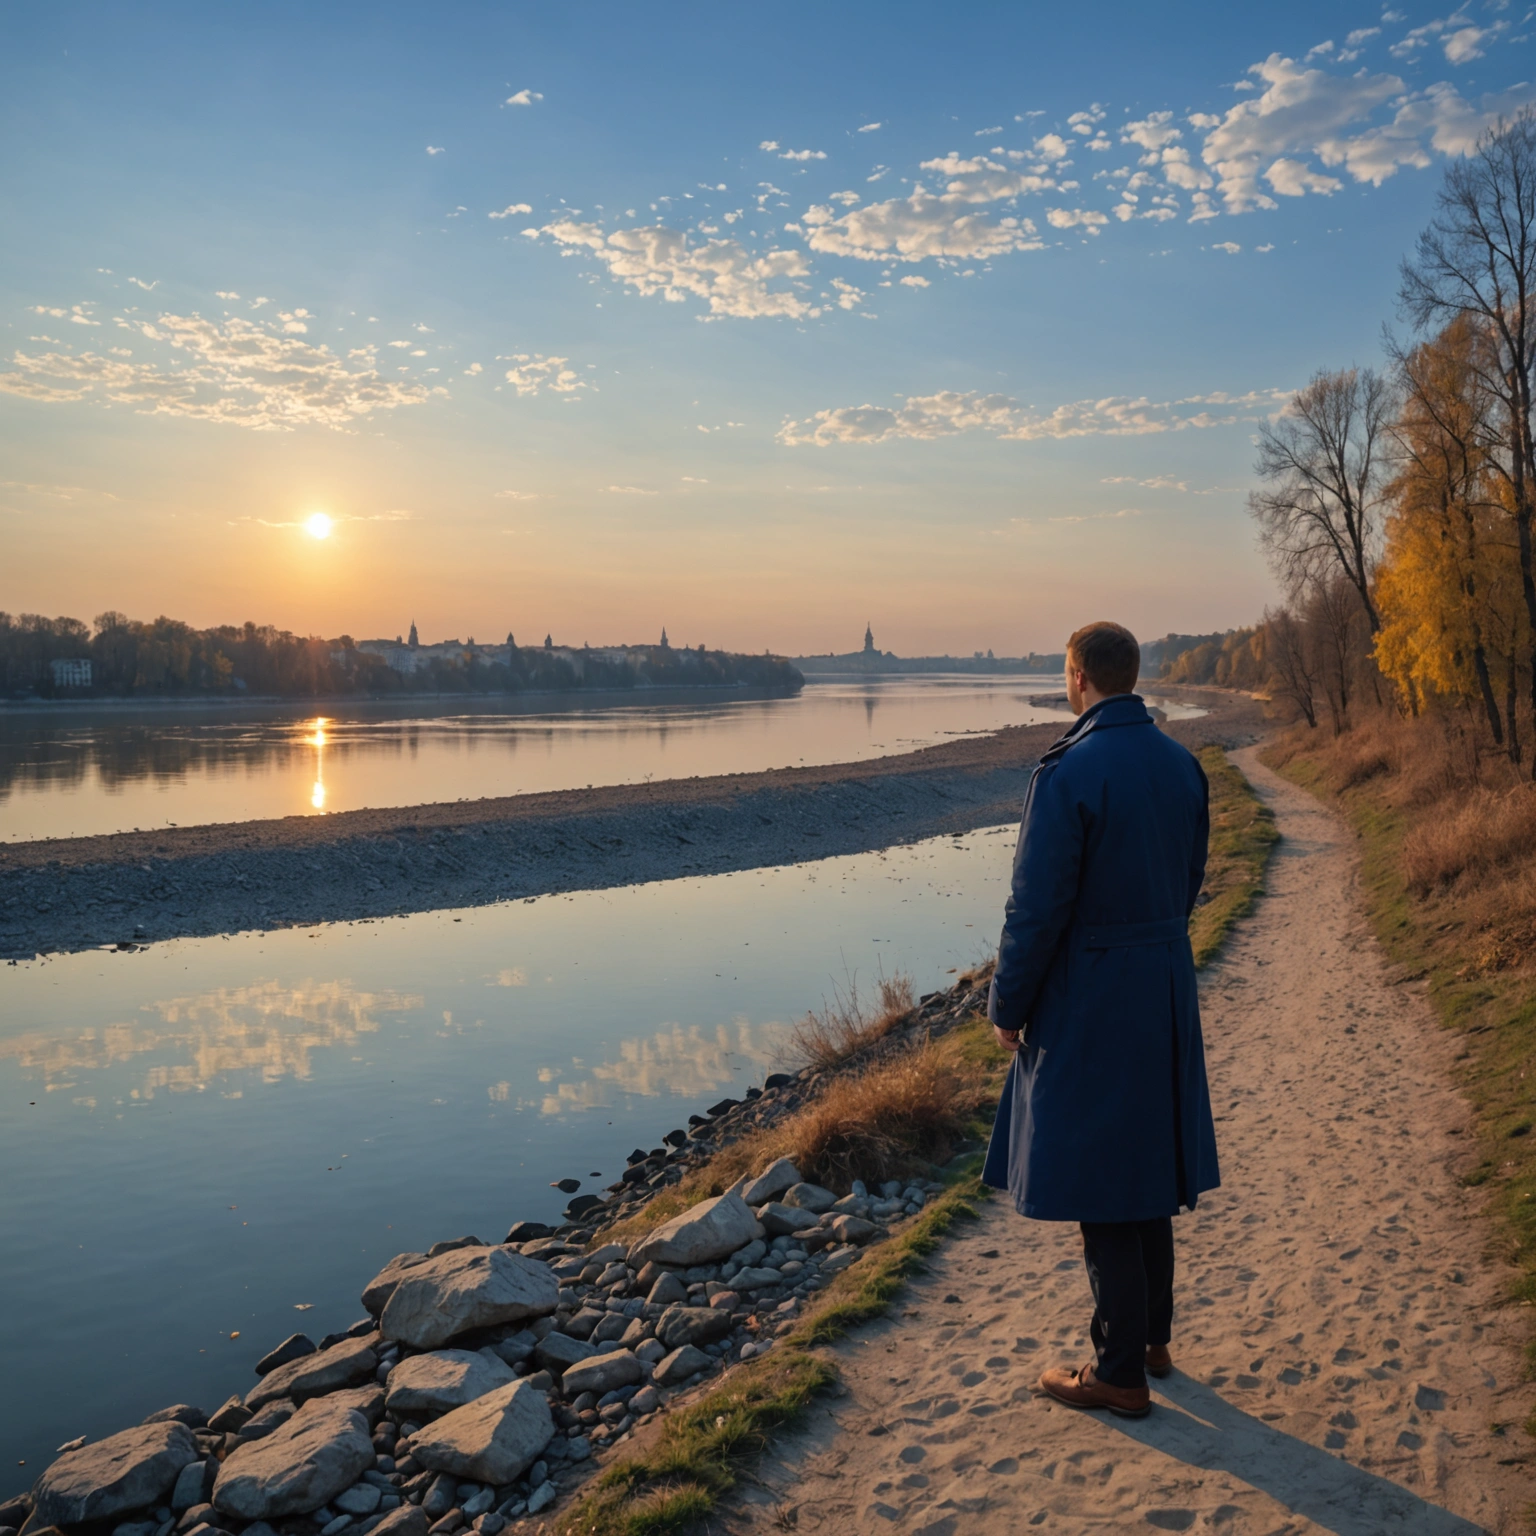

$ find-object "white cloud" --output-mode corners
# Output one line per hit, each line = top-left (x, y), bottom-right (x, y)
(1211, 241), (1242, 253)
(1034, 133), (1072, 161)
(780, 148), (827, 161)
(899, 274), (930, 287)
(975, 125), (1003, 137)
(490, 203), (533, 219)
(1345, 26), (1380, 47)
(464, 362), (483, 375)
(537, 220), (821, 318)
(800, 189), (1041, 263)
(759, 140), (779, 151)
(1264, 157), (1343, 196)
(830, 277), (866, 310)
(778, 387), (1289, 446)
(215, 291), (240, 301)
(1104, 473), (1189, 490)
(1122, 112), (1182, 152)
(277, 309), (310, 333)
(506, 89), (543, 106)
(426, 145), (444, 155)
(496, 489), (538, 499)
(1046, 207), (1109, 232)
(603, 484), (658, 494)
(918, 153), (1055, 203)
(503, 354), (589, 396)
(858, 122), (883, 133)
(0, 311), (437, 431)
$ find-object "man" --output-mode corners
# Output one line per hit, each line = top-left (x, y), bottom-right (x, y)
(981, 620), (1219, 1419)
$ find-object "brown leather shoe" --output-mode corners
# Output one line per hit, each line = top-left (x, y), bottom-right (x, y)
(1039, 1362), (1151, 1418)
(1145, 1344), (1172, 1378)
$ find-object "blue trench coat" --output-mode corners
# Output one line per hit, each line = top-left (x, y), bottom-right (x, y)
(980, 694), (1220, 1223)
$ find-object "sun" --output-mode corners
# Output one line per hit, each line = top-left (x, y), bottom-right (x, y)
(305, 512), (334, 539)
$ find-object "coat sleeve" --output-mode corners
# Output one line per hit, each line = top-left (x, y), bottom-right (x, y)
(987, 761), (1085, 1035)
(1186, 756), (1211, 918)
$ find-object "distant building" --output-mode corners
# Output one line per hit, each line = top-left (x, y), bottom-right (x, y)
(863, 622), (875, 655)
(50, 658), (92, 689)
(408, 622), (419, 648)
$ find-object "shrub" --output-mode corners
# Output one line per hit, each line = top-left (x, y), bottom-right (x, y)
(787, 972), (916, 1070)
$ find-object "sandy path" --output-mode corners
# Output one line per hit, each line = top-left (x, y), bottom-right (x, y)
(717, 748), (1534, 1535)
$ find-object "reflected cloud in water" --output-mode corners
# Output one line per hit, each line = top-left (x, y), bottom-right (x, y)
(0, 978), (422, 1100)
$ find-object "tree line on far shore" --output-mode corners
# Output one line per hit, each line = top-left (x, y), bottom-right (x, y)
(1168, 111), (1536, 776)
(0, 611), (803, 700)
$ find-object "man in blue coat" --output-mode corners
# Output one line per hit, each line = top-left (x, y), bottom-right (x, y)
(981, 620), (1218, 1419)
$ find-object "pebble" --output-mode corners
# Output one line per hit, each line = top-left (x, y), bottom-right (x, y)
(321, 1517), (353, 1536)
(525, 1484), (557, 1516)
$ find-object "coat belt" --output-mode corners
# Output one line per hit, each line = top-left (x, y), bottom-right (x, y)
(1076, 917), (1189, 949)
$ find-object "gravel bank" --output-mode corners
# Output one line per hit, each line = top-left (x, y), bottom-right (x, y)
(0, 697), (1262, 958)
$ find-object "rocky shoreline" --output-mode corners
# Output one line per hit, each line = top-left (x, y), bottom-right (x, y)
(0, 974), (992, 1536)
(0, 697), (1262, 959)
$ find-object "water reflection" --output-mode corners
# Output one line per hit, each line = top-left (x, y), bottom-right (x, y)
(0, 678), (1098, 840)
(0, 978), (423, 1099)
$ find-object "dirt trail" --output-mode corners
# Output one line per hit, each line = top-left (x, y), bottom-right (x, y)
(718, 748), (1534, 1535)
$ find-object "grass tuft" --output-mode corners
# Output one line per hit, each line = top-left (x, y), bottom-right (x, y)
(788, 972), (917, 1070)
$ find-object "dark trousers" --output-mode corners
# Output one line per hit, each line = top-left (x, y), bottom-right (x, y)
(1079, 1217), (1174, 1389)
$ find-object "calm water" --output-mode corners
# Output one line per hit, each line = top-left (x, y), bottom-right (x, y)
(0, 825), (1014, 1485)
(0, 678), (1201, 842)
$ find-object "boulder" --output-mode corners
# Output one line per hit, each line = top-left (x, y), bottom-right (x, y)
(254, 1334), (316, 1377)
(532, 1332), (596, 1374)
(489, 1329), (538, 1367)
(333, 1484), (380, 1516)
(325, 1385), (385, 1426)
(730, 1266), (784, 1291)
(32, 1423), (198, 1527)
(206, 1397), (251, 1433)
(829, 1215), (881, 1245)
(561, 1349), (644, 1397)
(740, 1157), (802, 1207)
(652, 1345), (712, 1386)
(140, 1406), (206, 1428)
(361, 1252), (432, 1315)
(246, 1334), (378, 1410)
(381, 1246), (559, 1350)
(370, 1507), (428, 1536)
(782, 1182), (838, 1212)
(646, 1273), (688, 1307)
(502, 1221), (553, 1244)
(754, 1202), (821, 1236)
(654, 1306), (734, 1351)
(213, 1401), (372, 1520)
(408, 1382), (553, 1484)
(385, 1350), (516, 1418)
(168, 1460), (211, 1512)
(629, 1193), (763, 1269)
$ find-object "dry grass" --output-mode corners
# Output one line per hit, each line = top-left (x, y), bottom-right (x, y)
(785, 1039), (988, 1188)
(1401, 785), (1536, 894)
(787, 972), (917, 1070)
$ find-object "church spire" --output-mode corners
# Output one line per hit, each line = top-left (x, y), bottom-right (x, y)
(863, 621), (875, 655)
(408, 620), (419, 649)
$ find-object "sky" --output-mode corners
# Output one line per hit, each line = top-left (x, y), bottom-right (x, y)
(3, 1), (1535, 657)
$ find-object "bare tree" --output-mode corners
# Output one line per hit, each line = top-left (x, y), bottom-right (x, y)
(1400, 109), (1536, 771)
(1250, 367), (1390, 632)
(1263, 606), (1318, 728)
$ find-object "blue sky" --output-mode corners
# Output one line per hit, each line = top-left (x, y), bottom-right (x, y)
(3, 1), (1533, 655)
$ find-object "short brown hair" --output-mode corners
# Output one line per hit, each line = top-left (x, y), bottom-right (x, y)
(1067, 621), (1140, 695)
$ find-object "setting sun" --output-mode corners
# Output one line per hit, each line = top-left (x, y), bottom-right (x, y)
(304, 513), (333, 540)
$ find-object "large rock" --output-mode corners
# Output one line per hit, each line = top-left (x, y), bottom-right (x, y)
(385, 1350), (516, 1418)
(32, 1422), (198, 1527)
(381, 1246), (559, 1349)
(741, 1157), (802, 1206)
(829, 1215), (880, 1245)
(532, 1332), (596, 1374)
(361, 1252), (432, 1314)
(755, 1202), (821, 1236)
(629, 1193), (764, 1269)
(254, 1334), (315, 1377)
(409, 1381), (553, 1484)
(731, 1266), (785, 1291)
(370, 1507), (428, 1536)
(246, 1334), (378, 1410)
(654, 1306), (734, 1351)
(782, 1182), (838, 1213)
(652, 1345), (713, 1386)
(560, 1350), (643, 1398)
(212, 1401), (372, 1520)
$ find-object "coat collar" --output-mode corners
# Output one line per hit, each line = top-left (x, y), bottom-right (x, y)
(1040, 693), (1153, 764)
